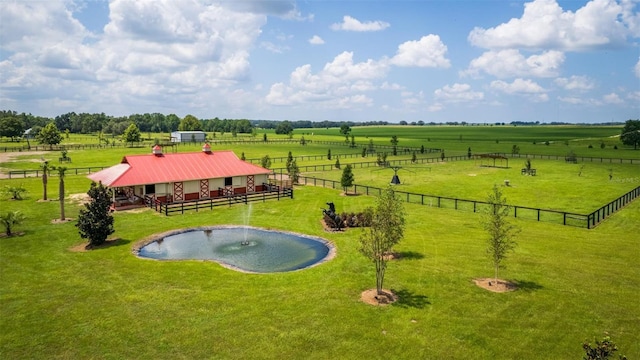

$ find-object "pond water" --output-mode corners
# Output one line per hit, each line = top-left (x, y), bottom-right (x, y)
(136, 226), (333, 273)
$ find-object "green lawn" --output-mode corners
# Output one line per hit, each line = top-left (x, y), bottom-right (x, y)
(1, 127), (639, 359)
(304, 159), (640, 214)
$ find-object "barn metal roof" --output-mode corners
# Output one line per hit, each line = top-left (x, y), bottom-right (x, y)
(88, 150), (271, 187)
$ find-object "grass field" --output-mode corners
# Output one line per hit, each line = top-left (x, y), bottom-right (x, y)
(1, 126), (639, 359)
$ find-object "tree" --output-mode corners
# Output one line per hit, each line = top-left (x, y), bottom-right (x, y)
(40, 161), (51, 200)
(76, 182), (114, 249)
(241, 152), (246, 161)
(122, 123), (141, 147)
(178, 114), (202, 131)
(327, 149), (332, 160)
(54, 166), (67, 221)
(286, 151), (294, 173)
(339, 123), (351, 136)
(620, 119), (640, 149)
(263, 133), (267, 142)
(0, 115), (25, 141)
(300, 136), (306, 146)
(275, 121), (293, 135)
(468, 147), (472, 158)
(335, 157), (341, 169)
(340, 164), (354, 194)
(2, 184), (27, 200)
(390, 135), (398, 156)
(260, 155), (271, 169)
(288, 159), (300, 184)
(359, 186), (406, 296)
(350, 134), (356, 148)
(368, 139), (375, 154)
(512, 145), (520, 155)
(0, 211), (25, 236)
(482, 185), (519, 283)
(583, 333), (626, 360)
(411, 151), (417, 163)
(36, 122), (63, 149)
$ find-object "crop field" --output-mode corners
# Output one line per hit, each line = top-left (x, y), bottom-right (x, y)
(0, 125), (639, 359)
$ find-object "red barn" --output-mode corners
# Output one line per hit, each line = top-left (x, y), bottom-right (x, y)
(88, 144), (273, 209)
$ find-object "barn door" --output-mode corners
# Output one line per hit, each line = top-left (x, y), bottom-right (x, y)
(173, 182), (184, 201)
(246, 175), (255, 193)
(200, 179), (209, 198)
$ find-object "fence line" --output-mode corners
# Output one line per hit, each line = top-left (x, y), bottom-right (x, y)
(153, 187), (293, 216)
(586, 186), (640, 228)
(296, 175), (638, 229)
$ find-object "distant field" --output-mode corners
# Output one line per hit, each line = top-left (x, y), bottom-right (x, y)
(302, 159), (639, 214)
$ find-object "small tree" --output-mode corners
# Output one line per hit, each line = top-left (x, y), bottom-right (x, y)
(350, 135), (356, 148)
(512, 145), (520, 155)
(327, 149), (332, 160)
(286, 151), (294, 173)
(482, 185), (519, 283)
(582, 333), (626, 360)
(390, 135), (398, 156)
(54, 166), (67, 221)
(368, 139), (375, 154)
(0, 211), (25, 236)
(361, 147), (367, 157)
(411, 151), (417, 163)
(288, 159), (300, 184)
(263, 133), (267, 142)
(40, 160), (51, 201)
(300, 136), (306, 146)
(441, 151), (445, 161)
(241, 152), (246, 161)
(76, 182), (114, 249)
(467, 147), (472, 159)
(420, 145), (425, 154)
(260, 155), (271, 169)
(123, 123), (141, 147)
(2, 184), (27, 200)
(36, 122), (63, 149)
(340, 164), (354, 194)
(620, 119), (640, 150)
(335, 157), (341, 169)
(359, 186), (406, 296)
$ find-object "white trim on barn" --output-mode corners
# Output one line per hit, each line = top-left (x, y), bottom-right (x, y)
(170, 131), (206, 143)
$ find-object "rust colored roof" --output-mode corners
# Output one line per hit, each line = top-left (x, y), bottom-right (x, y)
(88, 150), (271, 187)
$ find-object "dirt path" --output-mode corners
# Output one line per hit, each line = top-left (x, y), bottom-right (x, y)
(0, 151), (49, 179)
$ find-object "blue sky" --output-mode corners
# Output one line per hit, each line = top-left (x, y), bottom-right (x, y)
(1, 0), (639, 123)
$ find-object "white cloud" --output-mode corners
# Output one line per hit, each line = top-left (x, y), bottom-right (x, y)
(603, 92), (624, 104)
(390, 35), (451, 68)
(627, 91), (640, 102)
(468, 0), (638, 51)
(462, 49), (565, 78)
(635, 58), (640, 78)
(260, 41), (290, 53)
(266, 52), (389, 107)
(491, 78), (549, 102)
(554, 75), (595, 91)
(330, 15), (390, 32)
(309, 35), (325, 45)
(434, 83), (484, 102)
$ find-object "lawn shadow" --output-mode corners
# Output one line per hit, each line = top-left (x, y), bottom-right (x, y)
(512, 279), (544, 292)
(391, 288), (431, 309)
(395, 251), (424, 260)
(71, 238), (131, 252)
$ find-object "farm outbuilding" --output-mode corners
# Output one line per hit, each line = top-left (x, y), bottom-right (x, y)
(170, 131), (206, 143)
(87, 144), (273, 209)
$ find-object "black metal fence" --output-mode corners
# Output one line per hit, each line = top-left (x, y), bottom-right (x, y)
(586, 186), (640, 228)
(297, 175), (639, 229)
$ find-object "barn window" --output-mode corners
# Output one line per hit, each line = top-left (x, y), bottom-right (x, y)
(224, 177), (232, 186)
(145, 184), (155, 194)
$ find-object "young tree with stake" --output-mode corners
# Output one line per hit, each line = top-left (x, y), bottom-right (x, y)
(359, 186), (406, 297)
(482, 185), (519, 284)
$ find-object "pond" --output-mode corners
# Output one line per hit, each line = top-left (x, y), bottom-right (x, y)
(136, 226), (334, 273)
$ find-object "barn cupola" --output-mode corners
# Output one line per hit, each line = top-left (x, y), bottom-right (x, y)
(202, 143), (212, 154)
(152, 144), (163, 156)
